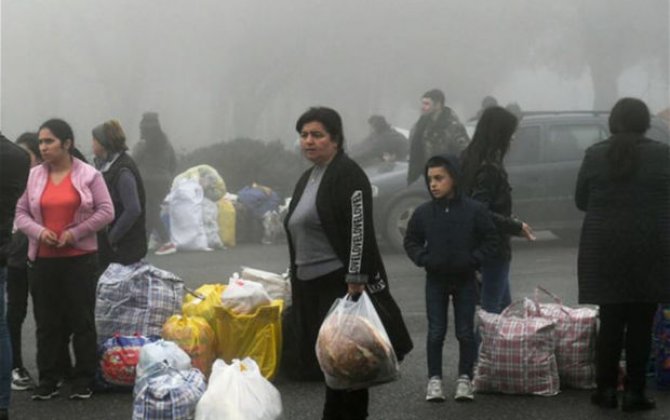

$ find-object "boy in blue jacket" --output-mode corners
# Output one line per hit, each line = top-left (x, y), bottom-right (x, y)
(404, 154), (498, 402)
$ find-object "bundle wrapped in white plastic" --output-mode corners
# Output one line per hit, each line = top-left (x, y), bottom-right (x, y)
(221, 277), (272, 314)
(195, 358), (282, 420)
(136, 339), (192, 380)
(240, 267), (291, 307)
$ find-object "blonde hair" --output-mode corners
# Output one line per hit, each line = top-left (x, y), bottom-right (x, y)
(103, 119), (127, 153)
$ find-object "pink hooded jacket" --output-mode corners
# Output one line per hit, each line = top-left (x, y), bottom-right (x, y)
(15, 158), (114, 261)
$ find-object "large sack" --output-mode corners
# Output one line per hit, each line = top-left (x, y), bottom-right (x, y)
(240, 267), (291, 307)
(195, 358), (282, 420)
(162, 315), (217, 378)
(217, 198), (236, 248)
(168, 178), (209, 251)
(202, 197), (223, 250)
(96, 262), (184, 347)
(212, 301), (283, 379)
(172, 164), (227, 202)
(530, 287), (597, 389)
(316, 292), (399, 390)
(133, 362), (206, 420)
(474, 299), (560, 396)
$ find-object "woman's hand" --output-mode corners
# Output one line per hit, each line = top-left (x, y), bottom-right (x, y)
(39, 229), (58, 247)
(521, 222), (536, 241)
(347, 283), (365, 296)
(56, 230), (75, 248)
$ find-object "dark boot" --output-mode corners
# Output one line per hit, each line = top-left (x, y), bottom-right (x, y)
(622, 391), (656, 412)
(590, 387), (618, 408)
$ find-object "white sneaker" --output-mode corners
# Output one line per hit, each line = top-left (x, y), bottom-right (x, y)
(426, 376), (445, 402)
(155, 242), (177, 256)
(454, 375), (474, 401)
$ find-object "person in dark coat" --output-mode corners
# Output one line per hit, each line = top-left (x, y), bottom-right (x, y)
(132, 112), (177, 256)
(351, 115), (408, 167)
(404, 154), (498, 402)
(576, 98), (670, 412)
(284, 107), (412, 420)
(0, 132), (30, 420)
(460, 107), (535, 315)
(92, 120), (147, 270)
(407, 89), (469, 185)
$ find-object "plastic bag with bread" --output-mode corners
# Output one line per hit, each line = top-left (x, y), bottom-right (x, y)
(316, 291), (399, 389)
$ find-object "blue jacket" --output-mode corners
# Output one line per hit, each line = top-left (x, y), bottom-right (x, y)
(404, 155), (499, 276)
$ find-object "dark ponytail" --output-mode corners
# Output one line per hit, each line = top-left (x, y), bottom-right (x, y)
(607, 98), (650, 181)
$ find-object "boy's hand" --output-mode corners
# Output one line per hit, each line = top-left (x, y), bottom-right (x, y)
(347, 283), (365, 296)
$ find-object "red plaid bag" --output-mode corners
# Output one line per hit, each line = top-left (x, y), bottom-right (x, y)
(530, 287), (596, 389)
(474, 299), (560, 396)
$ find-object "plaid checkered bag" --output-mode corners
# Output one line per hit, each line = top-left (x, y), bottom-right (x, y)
(654, 304), (670, 390)
(474, 299), (560, 396)
(529, 287), (597, 389)
(133, 362), (206, 420)
(96, 262), (184, 347)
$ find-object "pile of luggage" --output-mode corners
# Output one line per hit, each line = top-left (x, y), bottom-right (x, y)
(94, 262), (290, 419)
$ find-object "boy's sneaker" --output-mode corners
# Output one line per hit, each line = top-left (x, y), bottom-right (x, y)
(426, 376), (446, 402)
(454, 375), (475, 401)
(69, 385), (93, 400)
(154, 242), (177, 256)
(11, 367), (34, 391)
(31, 383), (59, 401)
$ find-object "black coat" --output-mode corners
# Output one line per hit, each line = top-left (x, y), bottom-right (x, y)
(465, 161), (523, 261)
(576, 136), (670, 304)
(285, 152), (413, 359)
(0, 135), (30, 265)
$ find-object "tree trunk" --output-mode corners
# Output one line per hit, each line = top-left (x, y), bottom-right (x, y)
(590, 59), (620, 111)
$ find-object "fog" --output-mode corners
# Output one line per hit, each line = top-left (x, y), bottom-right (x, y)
(1, 0), (668, 155)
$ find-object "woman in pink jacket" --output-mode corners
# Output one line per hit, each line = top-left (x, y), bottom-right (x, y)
(15, 119), (113, 401)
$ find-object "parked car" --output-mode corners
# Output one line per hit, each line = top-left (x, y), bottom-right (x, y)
(366, 111), (670, 251)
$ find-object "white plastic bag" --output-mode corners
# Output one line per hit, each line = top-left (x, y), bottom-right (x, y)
(316, 291), (400, 390)
(169, 178), (210, 251)
(136, 339), (192, 380)
(240, 267), (291, 307)
(195, 358), (282, 420)
(202, 197), (224, 249)
(221, 277), (272, 314)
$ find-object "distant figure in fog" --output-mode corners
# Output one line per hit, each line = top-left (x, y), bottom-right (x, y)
(407, 89), (469, 185)
(350, 115), (407, 167)
(469, 95), (498, 122)
(92, 120), (147, 270)
(576, 98), (669, 412)
(505, 102), (523, 121)
(132, 112), (177, 256)
(460, 107), (535, 315)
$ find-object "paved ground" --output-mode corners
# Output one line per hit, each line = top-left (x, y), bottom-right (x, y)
(6, 236), (670, 419)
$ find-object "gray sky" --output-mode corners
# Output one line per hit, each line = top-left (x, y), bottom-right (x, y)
(1, 0), (668, 154)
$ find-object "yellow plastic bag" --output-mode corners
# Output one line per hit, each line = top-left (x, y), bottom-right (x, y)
(212, 300), (283, 379)
(182, 284), (227, 328)
(162, 315), (217, 378)
(217, 199), (236, 248)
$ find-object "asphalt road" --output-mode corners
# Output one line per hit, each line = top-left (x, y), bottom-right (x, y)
(7, 236), (670, 419)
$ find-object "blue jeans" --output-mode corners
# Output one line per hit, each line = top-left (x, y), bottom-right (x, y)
(425, 273), (477, 378)
(0, 267), (12, 409)
(480, 259), (511, 314)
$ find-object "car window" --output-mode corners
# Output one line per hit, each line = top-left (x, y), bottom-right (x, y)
(506, 126), (540, 165)
(648, 123), (670, 144)
(543, 124), (606, 162)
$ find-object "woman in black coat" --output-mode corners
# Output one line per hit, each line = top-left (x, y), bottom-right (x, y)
(284, 107), (412, 420)
(576, 98), (670, 412)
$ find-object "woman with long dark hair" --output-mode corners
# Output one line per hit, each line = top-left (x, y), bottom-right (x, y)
(15, 119), (114, 401)
(576, 98), (669, 412)
(460, 106), (535, 314)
